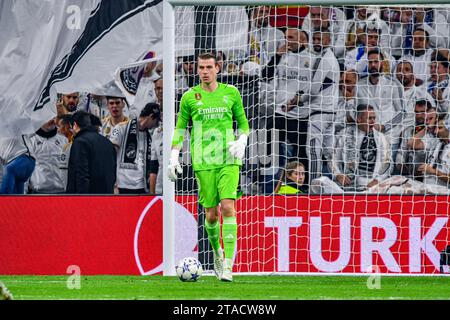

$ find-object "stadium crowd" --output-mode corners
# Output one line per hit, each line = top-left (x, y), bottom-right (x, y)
(2, 5), (450, 195)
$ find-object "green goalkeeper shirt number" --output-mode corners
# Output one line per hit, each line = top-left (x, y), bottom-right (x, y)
(172, 82), (250, 171)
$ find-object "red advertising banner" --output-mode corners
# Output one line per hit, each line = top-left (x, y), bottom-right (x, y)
(0, 195), (449, 275)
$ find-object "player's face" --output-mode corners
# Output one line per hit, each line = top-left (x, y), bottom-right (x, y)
(107, 98), (125, 118)
(197, 58), (219, 85)
(63, 93), (80, 112)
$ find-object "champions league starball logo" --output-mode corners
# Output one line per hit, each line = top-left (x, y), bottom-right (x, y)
(133, 197), (198, 275)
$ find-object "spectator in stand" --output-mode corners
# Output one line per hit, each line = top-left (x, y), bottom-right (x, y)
(154, 77), (163, 107)
(101, 95), (129, 140)
(56, 92), (80, 116)
(26, 117), (68, 194)
(396, 92), (439, 179)
(56, 114), (74, 190)
(356, 48), (405, 161)
(275, 161), (307, 195)
(0, 136), (36, 194)
(300, 27), (340, 182)
(417, 116), (450, 189)
(335, 69), (358, 134)
(310, 104), (391, 194)
(413, 7), (449, 50)
(402, 28), (434, 86)
(344, 6), (389, 55)
(248, 5), (285, 67)
(344, 25), (394, 78)
(301, 6), (346, 61)
(149, 124), (163, 195)
(388, 7), (449, 59)
(175, 55), (197, 95)
(110, 103), (161, 194)
(428, 50), (450, 115)
(149, 78), (164, 195)
(395, 60), (421, 128)
(261, 28), (313, 176)
(66, 111), (116, 194)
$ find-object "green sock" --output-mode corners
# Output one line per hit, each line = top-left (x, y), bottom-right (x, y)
(222, 216), (237, 264)
(205, 219), (221, 253)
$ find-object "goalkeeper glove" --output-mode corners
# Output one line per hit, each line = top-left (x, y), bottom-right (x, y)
(168, 149), (182, 182)
(228, 134), (248, 160)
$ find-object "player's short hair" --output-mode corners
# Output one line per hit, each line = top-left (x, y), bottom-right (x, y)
(198, 52), (217, 63)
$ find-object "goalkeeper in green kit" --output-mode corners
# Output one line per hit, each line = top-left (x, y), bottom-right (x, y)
(168, 52), (249, 282)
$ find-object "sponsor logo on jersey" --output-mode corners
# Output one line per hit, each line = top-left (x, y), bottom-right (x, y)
(198, 107), (228, 115)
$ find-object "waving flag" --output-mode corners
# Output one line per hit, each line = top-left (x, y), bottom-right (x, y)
(0, 0), (162, 137)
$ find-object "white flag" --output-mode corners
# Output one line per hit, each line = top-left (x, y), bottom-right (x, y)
(0, 0), (162, 137)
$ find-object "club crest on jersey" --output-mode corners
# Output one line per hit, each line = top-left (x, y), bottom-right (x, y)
(195, 93), (202, 100)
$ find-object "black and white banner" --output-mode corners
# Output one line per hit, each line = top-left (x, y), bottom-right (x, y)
(0, 0), (162, 137)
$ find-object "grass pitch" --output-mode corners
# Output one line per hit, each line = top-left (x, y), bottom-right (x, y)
(1, 275), (450, 300)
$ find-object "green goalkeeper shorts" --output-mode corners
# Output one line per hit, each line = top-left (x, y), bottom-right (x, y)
(195, 165), (241, 208)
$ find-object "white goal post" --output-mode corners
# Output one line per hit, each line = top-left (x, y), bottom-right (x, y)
(163, 0), (450, 276)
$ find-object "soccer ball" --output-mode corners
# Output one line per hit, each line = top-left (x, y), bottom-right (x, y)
(175, 257), (203, 282)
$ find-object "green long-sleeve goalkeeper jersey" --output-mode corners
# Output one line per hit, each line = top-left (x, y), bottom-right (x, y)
(172, 82), (250, 171)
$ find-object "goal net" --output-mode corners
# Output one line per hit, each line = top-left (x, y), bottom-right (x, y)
(167, 2), (450, 275)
